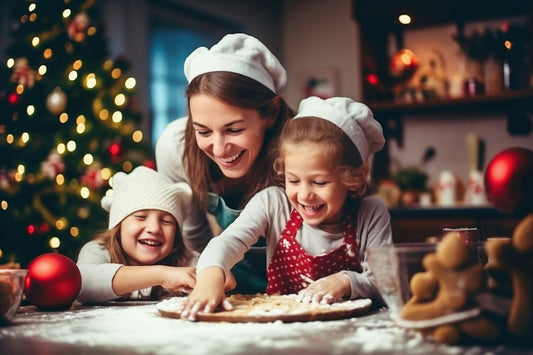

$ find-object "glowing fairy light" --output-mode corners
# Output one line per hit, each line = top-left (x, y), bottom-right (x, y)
(43, 48), (52, 59)
(70, 227), (79, 237)
(99, 109), (109, 120)
(73, 60), (82, 70)
(26, 105), (35, 116)
(28, 3), (36, 12)
(111, 111), (123, 123)
(21, 132), (30, 144)
(85, 73), (97, 88)
(59, 113), (69, 123)
(1, 200), (7, 210)
(68, 70), (78, 81)
(101, 168), (112, 180)
(111, 68), (121, 79)
(38, 65), (47, 75)
(83, 154), (94, 165)
(6, 134), (14, 144)
(7, 58), (15, 68)
(114, 93), (126, 106)
(62, 9), (71, 18)
(49, 237), (61, 249)
(76, 122), (86, 134)
(66, 140), (76, 152)
(132, 130), (143, 143)
(32, 36), (40, 47)
(80, 186), (90, 199)
(56, 174), (65, 185)
(57, 143), (66, 154)
(125, 77), (136, 89)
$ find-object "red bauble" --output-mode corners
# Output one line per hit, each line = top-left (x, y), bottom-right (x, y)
(484, 147), (533, 214)
(24, 253), (82, 310)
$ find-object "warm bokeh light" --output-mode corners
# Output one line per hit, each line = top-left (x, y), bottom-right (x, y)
(112, 111), (123, 123)
(132, 130), (143, 143)
(398, 14), (411, 25)
(62, 9), (71, 18)
(125, 77), (136, 89)
(49, 237), (61, 249)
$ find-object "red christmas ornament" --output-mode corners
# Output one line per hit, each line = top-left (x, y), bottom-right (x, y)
(484, 147), (533, 214)
(24, 253), (82, 310)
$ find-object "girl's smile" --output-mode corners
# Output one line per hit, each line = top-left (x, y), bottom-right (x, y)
(284, 141), (349, 226)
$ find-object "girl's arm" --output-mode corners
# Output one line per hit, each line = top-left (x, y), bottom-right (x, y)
(112, 265), (196, 296)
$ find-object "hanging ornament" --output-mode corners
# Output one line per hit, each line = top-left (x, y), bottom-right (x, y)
(41, 150), (65, 178)
(80, 163), (105, 189)
(10, 57), (35, 88)
(8, 92), (20, 105)
(108, 142), (123, 161)
(24, 253), (82, 310)
(484, 147), (533, 214)
(46, 87), (67, 114)
(68, 12), (89, 42)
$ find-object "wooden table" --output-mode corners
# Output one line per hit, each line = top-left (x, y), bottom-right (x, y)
(0, 301), (530, 354)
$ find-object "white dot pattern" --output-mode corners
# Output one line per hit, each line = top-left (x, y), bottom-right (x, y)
(266, 209), (362, 295)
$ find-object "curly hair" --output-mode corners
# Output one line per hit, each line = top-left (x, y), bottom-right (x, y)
(272, 116), (374, 199)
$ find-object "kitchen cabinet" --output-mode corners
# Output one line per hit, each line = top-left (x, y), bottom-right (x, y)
(352, 0), (533, 180)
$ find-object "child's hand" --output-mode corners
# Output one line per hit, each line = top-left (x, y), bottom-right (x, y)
(180, 267), (232, 321)
(160, 266), (196, 294)
(296, 272), (351, 304)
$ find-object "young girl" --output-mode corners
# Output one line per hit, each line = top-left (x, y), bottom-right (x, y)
(155, 33), (294, 293)
(181, 96), (393, 320)
(76, 166), (197, 304)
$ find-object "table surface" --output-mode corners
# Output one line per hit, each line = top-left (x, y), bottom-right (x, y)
(0, 301), (531, 355)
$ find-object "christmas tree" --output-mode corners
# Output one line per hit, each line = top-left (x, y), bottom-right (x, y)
(0, 0), (153, 267)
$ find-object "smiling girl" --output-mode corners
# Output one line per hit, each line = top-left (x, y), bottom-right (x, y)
(76, 167), (196, 304)
(181, 96), (393, 320)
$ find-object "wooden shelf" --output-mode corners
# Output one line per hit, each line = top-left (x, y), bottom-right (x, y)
(368, 89), (533, 116)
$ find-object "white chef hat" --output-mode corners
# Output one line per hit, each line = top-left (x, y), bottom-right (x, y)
(184, 33), (286, 93)
(101, 166), (192, 230)
(294, 96), (385, 163)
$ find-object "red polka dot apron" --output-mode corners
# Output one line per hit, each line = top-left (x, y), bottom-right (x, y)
(266, 209), (363, 295)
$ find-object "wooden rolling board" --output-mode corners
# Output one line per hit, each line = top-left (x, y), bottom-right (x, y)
(156, 294), (372, 323)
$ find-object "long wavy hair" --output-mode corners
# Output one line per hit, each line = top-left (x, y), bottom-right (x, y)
(183, 72), (294, 210)
(272, 117), (374, 200)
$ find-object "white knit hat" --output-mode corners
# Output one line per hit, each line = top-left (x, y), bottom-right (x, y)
(184, 33), (286, 93)
(101, 166), (192, 230)
(294, 96), (385, 163)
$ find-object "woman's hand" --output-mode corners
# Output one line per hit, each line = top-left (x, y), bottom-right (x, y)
(180, 267), (232, 321)
(296, 272), (351, 304)
(160, 266), (197, 294)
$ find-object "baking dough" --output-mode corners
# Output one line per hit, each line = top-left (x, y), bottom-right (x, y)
(156, 294), (372, 323)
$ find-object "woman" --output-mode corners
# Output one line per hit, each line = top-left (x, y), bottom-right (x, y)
(155, 33), (294, 293)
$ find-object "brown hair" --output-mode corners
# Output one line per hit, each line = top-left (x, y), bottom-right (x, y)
(272, 117), (373, 199)
(183, 72), (294, 210)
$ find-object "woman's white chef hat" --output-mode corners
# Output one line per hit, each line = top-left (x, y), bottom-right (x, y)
(294, 96), (385, 163)
(184, 33), (286, 93)
(101, 166), (192, 230)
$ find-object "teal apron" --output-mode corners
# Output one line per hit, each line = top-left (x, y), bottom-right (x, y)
(208, 193), (267, 294)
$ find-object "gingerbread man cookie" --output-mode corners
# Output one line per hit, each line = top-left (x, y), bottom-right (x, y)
(485, 213), (533, 340)
(399, 232), (503, 344)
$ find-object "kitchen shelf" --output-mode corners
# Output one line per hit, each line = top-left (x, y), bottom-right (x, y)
(369, 89), (533, 116)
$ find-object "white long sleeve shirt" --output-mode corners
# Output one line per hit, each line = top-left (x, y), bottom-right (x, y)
(197, 186), (393, 302)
